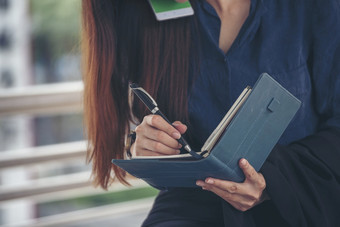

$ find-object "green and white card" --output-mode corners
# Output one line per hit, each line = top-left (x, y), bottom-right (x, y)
(148, 0), (194, 21)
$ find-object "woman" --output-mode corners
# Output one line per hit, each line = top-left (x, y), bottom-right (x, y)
(82, 0), (340, 226)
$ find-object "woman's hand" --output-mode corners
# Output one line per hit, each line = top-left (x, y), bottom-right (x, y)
(196, 159), (268, 212)
(131, 114), (187, 157)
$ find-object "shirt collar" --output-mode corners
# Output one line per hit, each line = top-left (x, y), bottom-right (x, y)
(197, 0), (268, 53)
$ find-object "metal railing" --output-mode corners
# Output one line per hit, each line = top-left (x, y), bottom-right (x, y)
(2, 197), (154, 227)
(0, 82), (154, 226)
(0, 141), (87, 169)
(0, 81), (83, 116)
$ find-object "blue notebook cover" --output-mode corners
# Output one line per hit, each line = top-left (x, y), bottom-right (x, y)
(112, 73), (301, 189)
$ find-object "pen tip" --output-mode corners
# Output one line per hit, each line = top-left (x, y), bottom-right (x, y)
(184, 145), (192, 152)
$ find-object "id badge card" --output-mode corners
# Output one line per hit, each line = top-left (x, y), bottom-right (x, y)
(148, 0), (194, 21)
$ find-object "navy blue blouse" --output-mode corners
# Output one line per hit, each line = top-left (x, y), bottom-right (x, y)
(143, 0), (340, 226)
(187, 0), (340, 150)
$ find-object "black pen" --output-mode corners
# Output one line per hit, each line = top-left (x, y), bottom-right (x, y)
(130, 83), (202, 159)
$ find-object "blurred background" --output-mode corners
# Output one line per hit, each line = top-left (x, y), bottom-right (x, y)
(0, 0), (158, 226)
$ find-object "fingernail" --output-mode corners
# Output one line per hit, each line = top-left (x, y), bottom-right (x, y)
(206, 178), (214, 184)
(172, 132), (181, 139)
(196, 181), (203, 186)
(172, 122), (180, 127)
(241, 159), (247, 166)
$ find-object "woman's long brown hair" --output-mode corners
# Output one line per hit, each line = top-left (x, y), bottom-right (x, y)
(82, 0), (195, 189)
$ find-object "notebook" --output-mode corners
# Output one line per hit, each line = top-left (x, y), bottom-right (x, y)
(112, 73), (301, 189)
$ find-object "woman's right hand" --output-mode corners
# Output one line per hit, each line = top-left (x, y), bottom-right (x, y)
(130, 115), (188, 157)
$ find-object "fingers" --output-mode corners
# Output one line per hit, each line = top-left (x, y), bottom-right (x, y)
(140, 124), (182, 150)
(133, 115), (185, 156)
(131, 148), (164, 157)
(195, 159), (267, 212)
(239, 159), (266, 190)
(197, 180), (254, 212)
(135, 136), (181, 155)
(144, 115), (181, 139)
(172, 121), (188, 134)
(130, 142), (164, 157)
(239, 159), (257, 182)
(196, 178), (261, 212)
(196, 178), (249, 200)
(201, 178), (244, 195)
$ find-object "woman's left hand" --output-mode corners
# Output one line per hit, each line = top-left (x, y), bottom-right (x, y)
(196, 158), (268, 212)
